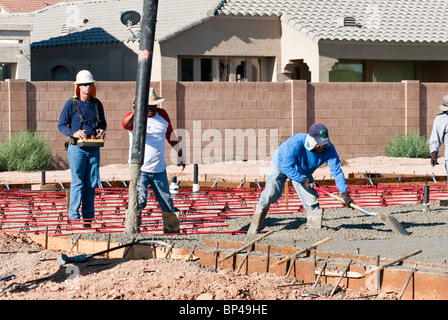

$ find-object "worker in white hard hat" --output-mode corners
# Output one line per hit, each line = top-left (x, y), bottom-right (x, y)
(57, 70), (107, 227)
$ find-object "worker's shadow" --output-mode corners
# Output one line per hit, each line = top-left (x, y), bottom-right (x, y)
(4, 258), (126, 293)
(240, 216), (307, 232)
(334, 222), (388, 231)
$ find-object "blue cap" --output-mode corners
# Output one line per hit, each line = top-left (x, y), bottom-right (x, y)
(309, 123), (330, 146)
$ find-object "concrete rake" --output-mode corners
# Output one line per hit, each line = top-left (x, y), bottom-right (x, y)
(314, 186), (410, 236)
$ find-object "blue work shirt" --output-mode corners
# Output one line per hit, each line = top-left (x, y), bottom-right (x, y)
(272, 133), (348, 194)
(58, 97), (107, 138)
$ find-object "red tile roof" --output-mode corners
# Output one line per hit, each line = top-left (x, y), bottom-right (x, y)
(0, 0), (81, 13)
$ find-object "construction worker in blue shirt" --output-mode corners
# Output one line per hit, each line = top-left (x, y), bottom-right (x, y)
(57, 70), (107, 227)
(247, 123), (354, 235)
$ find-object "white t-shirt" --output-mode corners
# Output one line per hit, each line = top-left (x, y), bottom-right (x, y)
(122, 109), (178, 173)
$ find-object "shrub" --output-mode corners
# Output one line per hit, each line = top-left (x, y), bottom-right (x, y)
(384, 132), (430, 158)
(0, 131), (53, 171)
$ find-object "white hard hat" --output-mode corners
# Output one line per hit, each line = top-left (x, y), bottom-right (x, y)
(74, 70), (95, 85)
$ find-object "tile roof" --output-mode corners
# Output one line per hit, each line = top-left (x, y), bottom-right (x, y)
(0, 0), (80, 13)
(155, 0), (223, 43)
(2, 0), (448, 48)
(33, 27), (120, 47)
(216, 0), (448, 43)
(0, 0), (223, 48)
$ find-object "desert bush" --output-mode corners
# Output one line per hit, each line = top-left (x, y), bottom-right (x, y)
(0, 131), (53, 171)
(384, 132), (430, 158)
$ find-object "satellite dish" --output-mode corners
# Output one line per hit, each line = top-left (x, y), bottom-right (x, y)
(120, 11), (141, 40)
(120, 11), (141, 27)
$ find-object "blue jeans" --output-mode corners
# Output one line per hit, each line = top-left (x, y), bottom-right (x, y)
(68, 144), (100, 221)
(445, 160), (448, 184)
(258, 160), (319, 212)
(137, 170), (176, 213)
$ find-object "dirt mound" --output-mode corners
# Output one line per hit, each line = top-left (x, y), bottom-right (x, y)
(0, 232), (42, 249)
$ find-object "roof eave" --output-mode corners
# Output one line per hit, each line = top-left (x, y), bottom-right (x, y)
(158, 15), (214, 44)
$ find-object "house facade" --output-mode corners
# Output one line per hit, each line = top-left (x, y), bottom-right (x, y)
(1, 0), (448, 83)
(0, 23), (32, 80)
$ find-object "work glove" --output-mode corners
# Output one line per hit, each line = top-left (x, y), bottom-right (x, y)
(431, 151), (439, 167)
(302, 178), (318, 191)
(341, 192), (354, 209)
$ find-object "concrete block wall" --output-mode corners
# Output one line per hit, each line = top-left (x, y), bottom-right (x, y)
(2, 79), (448, 170)
(308, 82), (408, 159)
(1, 80), (28, 142)
(0, 81), (10, 143)
(421, 83), (448, 137)
(173, 81), (293, 164)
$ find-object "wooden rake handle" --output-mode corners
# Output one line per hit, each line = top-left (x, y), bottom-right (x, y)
(314, 186), (375, 216)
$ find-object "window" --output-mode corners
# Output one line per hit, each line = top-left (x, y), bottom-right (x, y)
(0, 64), (11, 80)
(200, 58), (213, 81)
(181, 58), (194, 81)
(329, 62), (363, 82)
(372, 62), (415, 82)
(330, 60), (417, 82)
(0, 64), (5, 81)
(236, 59), (246, 82)
(179, 56), (272, 82)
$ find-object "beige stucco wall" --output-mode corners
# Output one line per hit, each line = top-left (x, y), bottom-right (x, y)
(150, 40), (162, 82)
(121, 40), (162, 82)
(159, 16), (282, 82)
(280, 22), (320, 82)
(0, 24), (32, 81)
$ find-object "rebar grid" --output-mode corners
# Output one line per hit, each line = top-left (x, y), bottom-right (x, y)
(0, 184), (446, 236)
